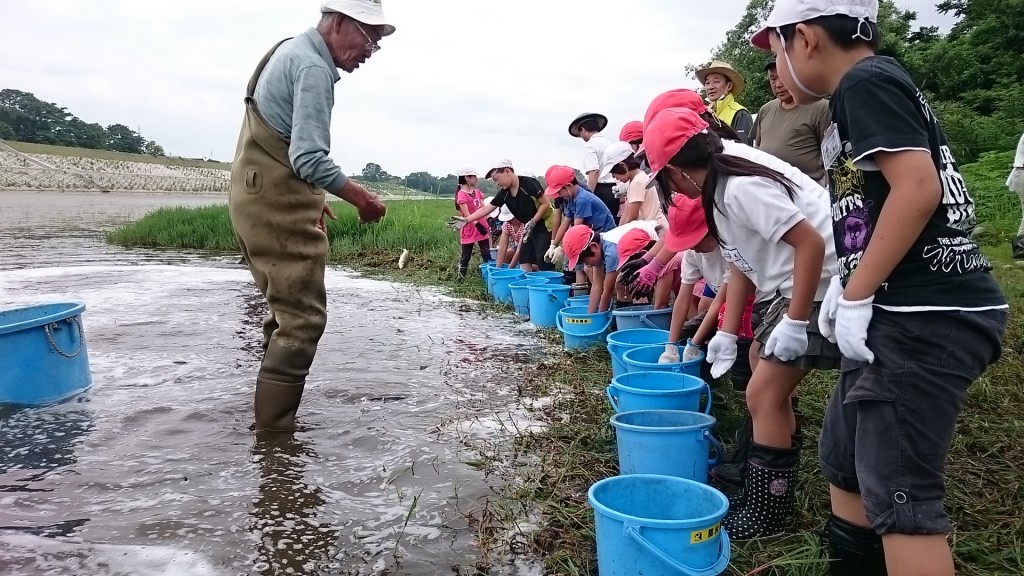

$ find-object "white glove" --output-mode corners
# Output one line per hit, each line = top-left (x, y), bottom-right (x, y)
(544, 244), (558, 263)
(550, 245), (567, 268)
(763, 314), (809, 361)
(836, 295), (875, 363)
(706, 332), (738, 379)
(683, 339), (703, 361)
(446, 216), (468, 231)
(658, 343), (680, 364)
(818, 276), (843, 343)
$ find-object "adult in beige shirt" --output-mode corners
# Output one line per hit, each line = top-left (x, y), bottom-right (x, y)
(750, 55), (830, 184)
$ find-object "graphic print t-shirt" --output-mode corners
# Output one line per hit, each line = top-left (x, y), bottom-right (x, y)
(827, 56), (1005, 309)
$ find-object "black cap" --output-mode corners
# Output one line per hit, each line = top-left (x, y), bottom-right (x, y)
(764, 55), (777, 72)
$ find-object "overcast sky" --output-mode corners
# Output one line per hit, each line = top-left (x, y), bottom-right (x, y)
(1, 0), (953, 178)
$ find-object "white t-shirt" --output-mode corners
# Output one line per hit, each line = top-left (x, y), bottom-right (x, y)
(583, 135), (617, 185)
(682, 248), (729, 294)
(715, 141), (838, 302)
(601, 219), (660, 244)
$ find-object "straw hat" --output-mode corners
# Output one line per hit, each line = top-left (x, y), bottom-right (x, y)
(695, 60), (745, 97)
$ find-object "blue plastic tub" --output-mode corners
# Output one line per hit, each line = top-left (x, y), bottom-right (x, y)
(613, 305), (672, 331)
(606, 328), (671, 379)
(509, 278), (548, 317)
(526, 271), (565, 284)
(607, 371), (711, 415)
(557, 307), (613, 351)
(0, 302), (92, 406)
(566, 295), (591, 308)
(490, 269), (525, 305)
(528, 284), (571, 328)
(623, 344), (705, 378)
(589, 474), (730, 576)
(610, 410), (722, 483)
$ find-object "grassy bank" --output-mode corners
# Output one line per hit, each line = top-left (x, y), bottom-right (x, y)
(106, 157), (1024, 575)
(5, 140), (233, 171)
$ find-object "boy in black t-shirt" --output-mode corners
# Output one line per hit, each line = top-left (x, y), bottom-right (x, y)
(752, 1), (1008, 574)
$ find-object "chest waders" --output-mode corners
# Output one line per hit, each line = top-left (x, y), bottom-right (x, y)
(229, 39), (329, 432)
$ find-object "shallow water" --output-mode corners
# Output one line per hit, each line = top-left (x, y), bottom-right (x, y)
(0, 191), (542, 575)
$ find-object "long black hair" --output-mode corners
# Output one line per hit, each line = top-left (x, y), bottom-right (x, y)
(700, 110), (741, 142)
(655, 131), (797, 246)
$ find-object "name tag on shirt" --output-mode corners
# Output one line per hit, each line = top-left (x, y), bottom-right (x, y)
(821, 122), (841, 169)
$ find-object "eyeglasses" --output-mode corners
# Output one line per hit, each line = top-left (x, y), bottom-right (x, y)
(354, 22), (381, 54)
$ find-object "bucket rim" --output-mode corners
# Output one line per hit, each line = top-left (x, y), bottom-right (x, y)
(610, 372), (705, 395)
(527, 284), (570, 292)
(605, 328), (671, 345)
(622, 344), (704, 367)
(587, 474), (728, 528)
(0, 301), (86, 336)
(612, 304), (667, 316)
(610, 409), (716, 432)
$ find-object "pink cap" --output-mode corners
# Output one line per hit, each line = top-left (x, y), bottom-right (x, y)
(543, 165), (576, 197)
(644, 89), (708, 128)
(643, 107), (710, 186)
(617, 227), (656, 268)
(563, 225), (597, 269)
(618, 121), (644, 143)
(664, 196), (709, 252)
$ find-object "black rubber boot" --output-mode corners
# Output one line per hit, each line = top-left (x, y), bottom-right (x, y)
(822, 515), (888, 575)
(722, 443), (799, 539)
(254, 377), (305, 433)
(1013, 235), (1024, 260)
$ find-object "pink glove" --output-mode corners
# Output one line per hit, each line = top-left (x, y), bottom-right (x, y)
(631, 258), (665, 295)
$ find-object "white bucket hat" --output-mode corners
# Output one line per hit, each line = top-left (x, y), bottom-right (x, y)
(482, 196), (499, 218)
(321, 0), (396, 36)
(498, 204), (514, 222)
(600, 141), (635, 179)
(456, 166), (479, 177)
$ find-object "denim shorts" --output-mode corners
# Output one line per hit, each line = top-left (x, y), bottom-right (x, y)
(819, 307), (1007, 535)
(753, 295), (842, 371)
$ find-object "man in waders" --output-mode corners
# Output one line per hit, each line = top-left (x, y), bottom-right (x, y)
(229, 0), (393, 433)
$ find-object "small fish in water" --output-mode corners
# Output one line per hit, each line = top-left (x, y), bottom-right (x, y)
(398, 249), (410, 269)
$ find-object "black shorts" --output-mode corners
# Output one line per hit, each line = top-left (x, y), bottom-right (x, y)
(519, 226), (553, 270)
(819, 308), (1007, 535)
(593, 183), (620, 220)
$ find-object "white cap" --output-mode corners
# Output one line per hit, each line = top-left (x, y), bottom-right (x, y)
(485, 158), (514, 179)
(321, 0), (396, 37)
(600, 141), (635, 179)
(750, 0), (877, 50)
(456, 166), (479, 177)
(498, 204), (514, 222)
(483, 196), (499, 218)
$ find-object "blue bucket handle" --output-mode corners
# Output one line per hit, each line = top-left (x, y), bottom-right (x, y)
(700, 381), (712, 415)
(624, 524), (730, 576)
(706, 430), (724, 467)
(605, 386), (620, 413)
(640, 314), (661, 330)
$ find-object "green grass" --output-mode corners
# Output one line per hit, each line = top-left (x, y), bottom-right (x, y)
(5, 140), (233, 170)
(105, 156), (1024, 575)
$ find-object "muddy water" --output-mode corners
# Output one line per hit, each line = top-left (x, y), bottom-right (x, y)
(0, 191), (542, 575)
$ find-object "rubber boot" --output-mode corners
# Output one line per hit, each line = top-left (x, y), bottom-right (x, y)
(710, 409), (751, 486)
(722, 443), (799, 539)
(254, 377), (305, 432)
(1013, 235), (1024, 260)
(730, 338), (753, 392)
(822, 515), (888, 575)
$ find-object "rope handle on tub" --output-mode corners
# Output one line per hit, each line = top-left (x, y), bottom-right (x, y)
(44, 317), (84, 358)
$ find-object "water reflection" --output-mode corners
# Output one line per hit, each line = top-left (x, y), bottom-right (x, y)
(249, 432), (340, 575)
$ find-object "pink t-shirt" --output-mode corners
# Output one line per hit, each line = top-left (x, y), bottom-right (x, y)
(456, 188), (489, 244)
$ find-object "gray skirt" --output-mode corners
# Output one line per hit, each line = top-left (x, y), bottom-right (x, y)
(753, 295), (842, 371)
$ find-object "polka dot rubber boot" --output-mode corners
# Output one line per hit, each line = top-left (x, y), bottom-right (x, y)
(722, 442), (800, 540)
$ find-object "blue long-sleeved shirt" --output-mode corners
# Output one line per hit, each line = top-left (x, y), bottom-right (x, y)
(253, 28), (348, 195)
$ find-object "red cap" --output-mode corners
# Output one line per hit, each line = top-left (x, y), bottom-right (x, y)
(618, 121), (644, 143)
(563, 225), (597, 269)
(644, 89), (708, 128)
(617, 227), (656, 268)
(664, 196), (709, 252)
(643, 107), (709, 186)
(543, 165), (576, 197)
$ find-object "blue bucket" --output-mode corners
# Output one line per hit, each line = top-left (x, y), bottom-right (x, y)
(489, 247), (499, 261)
(510, 278), (547, 317)
(589, 474), (730, 576)
(0, 302), (92, 406)
(607, 372), (711, 415)
(528, 284), (571, 328)
(490, 269), (525, 305)
(610, 410), (722, 483)
(606, 328), (670, 379)
(566, 295), (591, 308)
(526, 271), (564, 284)
(483, 263), (512, 294)
(613, 305), (672, 331)
(557, 307), (613, 351)
(623, 344), (705, 377)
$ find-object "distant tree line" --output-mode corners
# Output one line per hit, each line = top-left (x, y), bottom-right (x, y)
(358, 162), (502, 196)
(0, 89), (165, 156)
(689, 0), (1023, 163)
